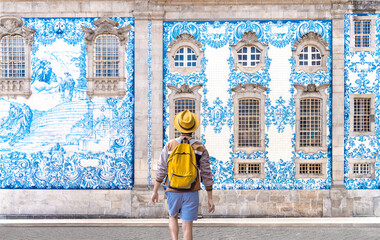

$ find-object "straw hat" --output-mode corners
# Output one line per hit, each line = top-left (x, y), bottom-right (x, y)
(173, 110), (199, 133)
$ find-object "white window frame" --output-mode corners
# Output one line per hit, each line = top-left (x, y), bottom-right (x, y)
(348, 158), (375, 179)
(0, 15), (35, 99)
(231, 31), (268, 74)
(232, 83), (267, 154)
(292, 32), (329, 73)
(233, 158), (266, 179)
(294, 83), (329, 153)
(349, 15), (376, 52)
(294, 158), (328, 179)
(349, 93), (375, 136)
(82, 17), (131, 98)
(167, 84), (202, 140)
(167, 33), (203, 75)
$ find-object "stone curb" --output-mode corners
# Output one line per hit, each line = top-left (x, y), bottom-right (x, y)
(1, 218), (380, 228)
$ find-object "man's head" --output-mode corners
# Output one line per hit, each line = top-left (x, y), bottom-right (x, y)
(173, 110), (199, 134)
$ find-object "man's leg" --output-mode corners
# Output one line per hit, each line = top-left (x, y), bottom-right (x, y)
(182, 220), (193, 240)
(169, 215), (179, 240)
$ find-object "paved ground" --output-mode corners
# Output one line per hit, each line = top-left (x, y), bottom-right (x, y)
(1, 226), (380, 240)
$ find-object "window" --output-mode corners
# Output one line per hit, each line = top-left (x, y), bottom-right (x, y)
(238, 98), (261, 148)
(294, 83), (329, 153)
(0, 16), (35, 98)
(232, 83), (267, 154)
(349, 94), (375, 136)
(174, 98), (196, 138)
(174, 47), (197, 67)
(299, 46), (321, 66)
(295, 159), (327, 179)
(94, 35), (119, 77)
(231, 31), (268, 74)
(82, 17), (131, 98)
(299, 98), (321, 148)
(167, 33), (203, 75)
(349, 15), (376, 52)
(293, 32), (329, 73)
(237, 46), (261, 67)
(233, 158), (265, 179)
(348, 159), (375, 179)
(167, 84), (202, 140)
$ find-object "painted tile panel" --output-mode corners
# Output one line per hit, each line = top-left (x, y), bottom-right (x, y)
(0, 18), (134, 189)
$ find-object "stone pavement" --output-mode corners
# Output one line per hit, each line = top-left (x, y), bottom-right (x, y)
(1, 218), (380, 239)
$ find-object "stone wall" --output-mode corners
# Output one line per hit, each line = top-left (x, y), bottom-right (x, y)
(2, 189), (380, 217)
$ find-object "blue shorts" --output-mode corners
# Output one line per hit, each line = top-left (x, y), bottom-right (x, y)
(166, 191), (199, 221)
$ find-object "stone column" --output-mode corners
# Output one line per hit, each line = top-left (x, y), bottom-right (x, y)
(328, 3), (353, 217)
(133, 10), (165, 189)
(133, 11), (150, 188)
(331, 6), (346, 189)
(150, 12), (164, 187)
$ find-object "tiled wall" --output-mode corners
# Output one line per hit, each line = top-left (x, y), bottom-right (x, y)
(344, 14), (380, 189)
(163, 20), (333, 190)
(0, 18), (135, 189)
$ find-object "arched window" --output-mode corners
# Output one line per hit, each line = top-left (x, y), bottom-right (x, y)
(294, 83), (329, 153)
(82, 17), (131, 98)
(231, 31), (267, 74)
(232, 83), (267, 154)
(293, 32), (329, 73)
(174, 47), (197, 67)
(237, 46), (261, 67)
(0, 16), (35, 98)
(299, 46), (322, 66)
(167, 33), (203, 75)
(167, 84), (202, 140)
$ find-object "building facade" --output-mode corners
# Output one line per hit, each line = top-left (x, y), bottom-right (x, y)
(0, 0), (379, 217)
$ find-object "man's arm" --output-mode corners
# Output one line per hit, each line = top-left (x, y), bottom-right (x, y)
(151, 143), (169, 205)
(198, 148), (215, 213)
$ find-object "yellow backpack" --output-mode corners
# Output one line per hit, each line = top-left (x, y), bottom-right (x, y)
(167, 139), (198, 190)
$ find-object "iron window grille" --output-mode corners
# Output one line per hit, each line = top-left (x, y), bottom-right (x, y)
(238, 163), (261, 174)
(299, 98), (321, 147)
(353, 98), (371, 133)
(238, 98), (260, 148)
(299, 163), (322, 175)
(94, 34), (120, 77)
(1, 35), (25, 78)
(174, 98), (196, 138)
(354, 20), (371, 48)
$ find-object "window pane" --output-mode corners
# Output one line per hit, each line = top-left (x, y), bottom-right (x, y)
(238, 98), (260, 147)
(299, 98), (321, 147)
(174, 98), (196, 138)
(353, 98), (371, 132)
(94, 35), (119, 77)
(1, 35), (25, 78)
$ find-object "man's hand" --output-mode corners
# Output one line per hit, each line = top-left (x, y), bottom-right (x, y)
(208, 198), (215, 213)
(151, 191), (159, 205)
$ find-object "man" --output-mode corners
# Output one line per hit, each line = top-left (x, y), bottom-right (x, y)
(151, 109), (215, 240)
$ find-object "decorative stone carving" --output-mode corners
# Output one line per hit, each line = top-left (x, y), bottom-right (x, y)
(293, 83), (329, 153)
(232, 83), (267, 154)
(82, 17), (132, 98)
(0, 16), (35, 99)
(167, 33), (203, 75)
(167, 84), (202, 140)
(292, 32), (330, 73)
(230, 31), (268, 74)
